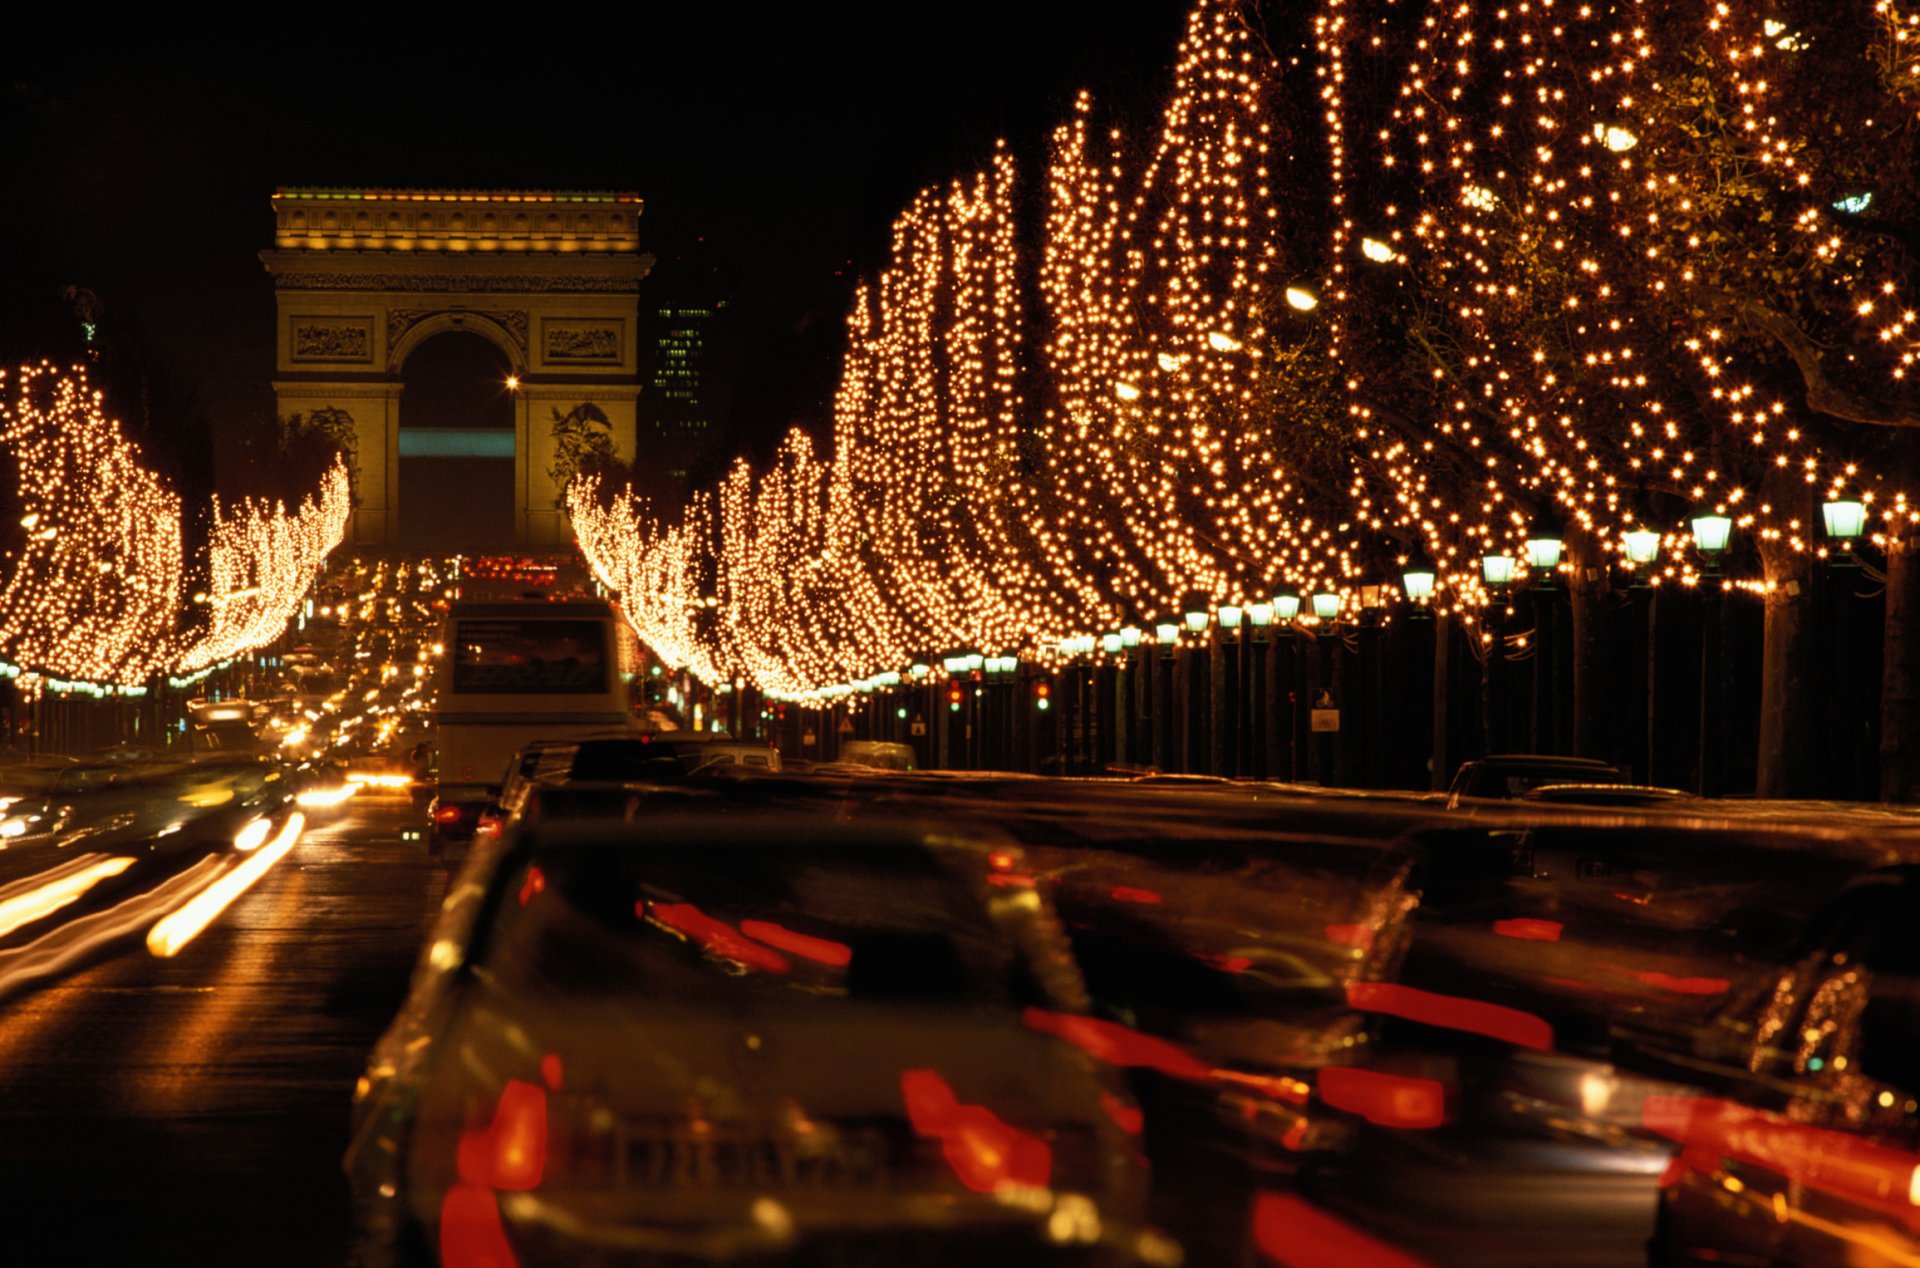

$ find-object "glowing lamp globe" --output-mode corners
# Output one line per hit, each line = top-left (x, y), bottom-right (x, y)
(1690, 515), (1733, 557)
(1525, 536), (1564, 571)
(1623, 529), (1661, 566)
(1311, 591), (1341, 621)
(1271, 589), (1302, 622)
(1101, 633), (1124, 655)
(1400, 564), (1437, 603)
(1154, 621), (1181, 644)
(1481, 554), (1517, 587)
(1119, 626), (1142, 648)
(1823, 498), (1868, 541)
(1246, 602), (1274, 628)
(1217, 604), (1244, 629)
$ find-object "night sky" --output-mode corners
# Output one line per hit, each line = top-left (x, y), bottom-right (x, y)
(3, 5), (1194, 466)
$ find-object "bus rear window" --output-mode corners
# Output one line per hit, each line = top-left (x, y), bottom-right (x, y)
(451, 619), (608, 694)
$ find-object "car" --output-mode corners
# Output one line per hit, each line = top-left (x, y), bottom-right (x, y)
(1516, 782), (1694, 808)
(346, 814), (1155, 1266)
(1646, 865), (1920, 1267)
(1446, 755), (1627, 807)
(837, 740), (916, 772)
(426, 787), (490, 858)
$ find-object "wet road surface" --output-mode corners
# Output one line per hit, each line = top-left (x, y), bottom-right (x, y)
(0, 794), (439, 1266)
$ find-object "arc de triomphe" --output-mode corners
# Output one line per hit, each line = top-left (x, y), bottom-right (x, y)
(261, 188), (651, 545)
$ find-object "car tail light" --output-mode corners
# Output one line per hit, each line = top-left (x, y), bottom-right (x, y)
(434, 805), (466, 824)
(1318, 1067), (1448, 1129)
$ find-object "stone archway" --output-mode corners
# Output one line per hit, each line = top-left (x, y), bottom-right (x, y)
(261, 188), (652, 546)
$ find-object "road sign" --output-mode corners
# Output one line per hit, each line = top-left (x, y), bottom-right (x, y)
(910, 720), (927, 737)
(837, 715), (855, 735)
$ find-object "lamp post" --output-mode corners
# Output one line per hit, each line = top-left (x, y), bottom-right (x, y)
(1119, 624), (1144, 767)
(1180, 591), (1210, 773)
(1246, 600), (1274, 778)
(1688, 515), (1732, 794)
(1215, 601), (1243, 776)
(1525, 528), (1562, 754)
(1268, 586), (1300, 781)
(1152, 618), (1179, 773)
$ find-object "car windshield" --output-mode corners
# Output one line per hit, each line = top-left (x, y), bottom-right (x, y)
(478, 844), (1044, 1009)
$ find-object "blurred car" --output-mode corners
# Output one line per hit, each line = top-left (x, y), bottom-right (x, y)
(346, 815), (1158, 1266)
(426, 790), (488, 858)
(837, 740), (916, 772)
(690, 742), (784, 773)
(1517, 783), (1694, 808)
(1446, 755), (1626, 807)
(1645, 865), (1920, 1267)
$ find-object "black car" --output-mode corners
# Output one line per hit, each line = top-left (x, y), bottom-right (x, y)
(347, 814), (1159, 1267)
(1647, 866), (1920, 1267)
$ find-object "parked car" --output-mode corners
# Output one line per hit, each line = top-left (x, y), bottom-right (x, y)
(838, 740), (916, 772)
(1446, 755), (1626, 807)
(347, 814), (1155, 1267)
(1646, 865), (1920, 1267)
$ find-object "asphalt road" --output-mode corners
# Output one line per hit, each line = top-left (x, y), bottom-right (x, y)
(0, 793), (440, 1266)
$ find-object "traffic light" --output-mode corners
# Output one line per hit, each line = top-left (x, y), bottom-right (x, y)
(947, 682), (964, 712)
(1034, 681), (1051, 711)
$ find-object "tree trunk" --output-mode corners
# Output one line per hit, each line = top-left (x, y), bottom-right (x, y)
(1881, 527), (1920, 800)
(1757, 464), (1818, 797)
(1566, 519), (1610, 759)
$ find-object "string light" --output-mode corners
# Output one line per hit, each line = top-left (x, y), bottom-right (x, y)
(0, 362), (348, 688)
(571, 0), (1920, 702)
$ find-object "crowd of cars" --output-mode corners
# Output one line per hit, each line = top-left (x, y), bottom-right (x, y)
(350, 729), (1920, 1268)
(6, 552), (1917, 1266)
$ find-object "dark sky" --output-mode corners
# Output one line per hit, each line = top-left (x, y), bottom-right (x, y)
(3, 5), (1194, 462)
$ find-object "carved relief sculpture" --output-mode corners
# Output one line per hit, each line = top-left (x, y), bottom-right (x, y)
(546, 327), (620, 360)
(293, 323), (371, 360)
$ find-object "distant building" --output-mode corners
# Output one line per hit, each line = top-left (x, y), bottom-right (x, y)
(636, 246), (732, 510)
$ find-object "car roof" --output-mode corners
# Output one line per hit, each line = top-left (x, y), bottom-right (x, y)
(1466, 755), (1620, 769)
(515, 812), (1011, 857)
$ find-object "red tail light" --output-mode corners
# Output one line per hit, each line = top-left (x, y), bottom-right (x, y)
(456, 1079), (549, 1191)
(434, 805), (466, 824)
(1317, 1067), (1448, 1129)
(900, 1068), (1051, 1193)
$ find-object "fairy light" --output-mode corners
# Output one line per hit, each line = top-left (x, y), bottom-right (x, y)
(0, 362), (347, 688)
(571, 0), (1920, 701)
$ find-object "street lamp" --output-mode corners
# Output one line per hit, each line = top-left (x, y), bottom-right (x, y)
(1823, 496), (1868, 542)
(1101, 633), (1124, 655)
(1623, 528), (1661, 567)
(1183, 591), (1211, 634)
(1217, 603), (1244, 630)
(1690, 514), (1733, 559)
(1526, 533), (1564, 573)
(1311, 590), (1342, 622)
(1154, 619), (1181, 645)
(1271, 587), (1302, 623)
(1400, 558), (1438, 603)
(1246, 602), (1275, 628)
(1119, 626), (1142, 649)
(1481, 553), (1517, 588)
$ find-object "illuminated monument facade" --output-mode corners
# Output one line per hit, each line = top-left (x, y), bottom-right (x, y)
(261, 189), (652, 545)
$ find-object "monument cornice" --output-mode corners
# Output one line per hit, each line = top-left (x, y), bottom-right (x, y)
(259, 250), (651, 292)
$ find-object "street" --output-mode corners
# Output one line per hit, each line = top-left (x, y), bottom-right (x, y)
(0, 794), (438, 1265)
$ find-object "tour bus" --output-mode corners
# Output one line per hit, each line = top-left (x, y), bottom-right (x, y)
(428, 597), (635, 853)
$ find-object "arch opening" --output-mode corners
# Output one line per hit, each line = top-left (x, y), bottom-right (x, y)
(397, 331), (517, 550)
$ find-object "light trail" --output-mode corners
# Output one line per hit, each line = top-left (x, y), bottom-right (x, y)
(146, 813), (305, 958)
(0, 855), (136, 939)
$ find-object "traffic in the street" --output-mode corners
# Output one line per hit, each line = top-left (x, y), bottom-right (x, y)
(2, 554), (1917, 1267)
